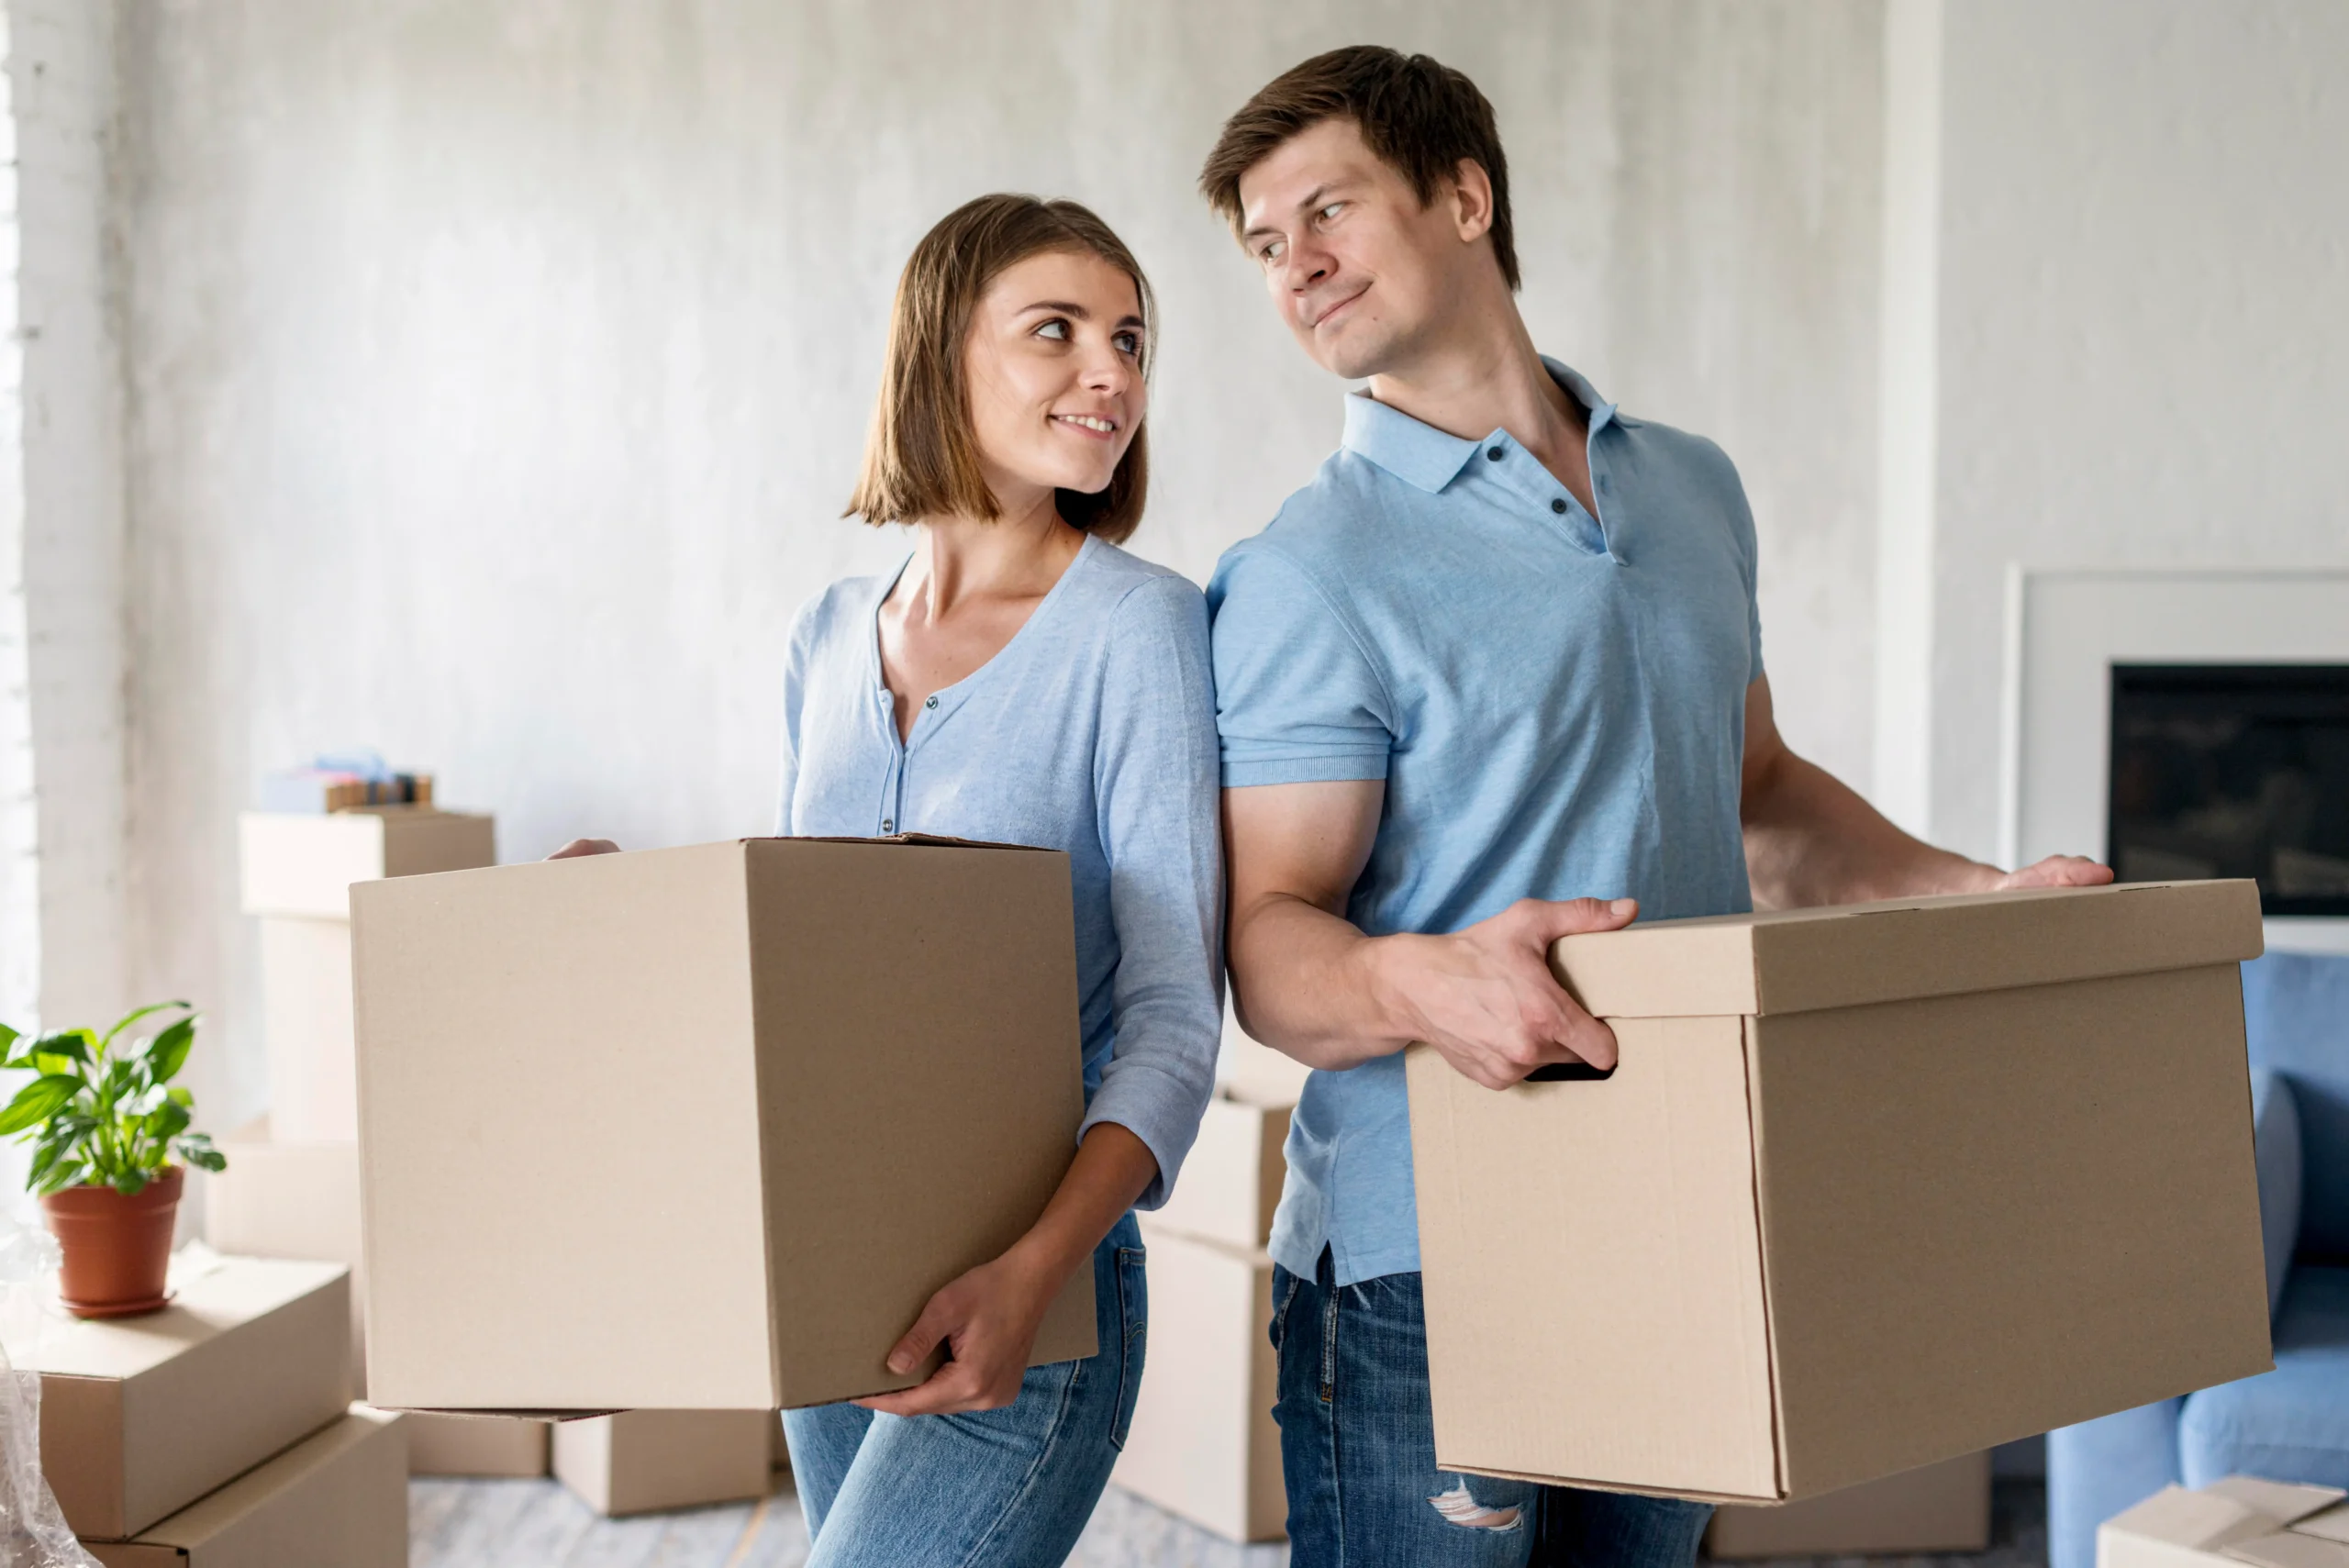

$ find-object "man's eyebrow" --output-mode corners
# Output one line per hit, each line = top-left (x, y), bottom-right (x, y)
(1241, 181), (1352, 242)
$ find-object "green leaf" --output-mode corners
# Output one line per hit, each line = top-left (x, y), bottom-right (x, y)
(33, 1029), (94, 1065)
(143, 1016), (196, 1085)
(33, 1159), (88, 1196)
(166, 1086), (193, 1109)
(0, 1022), (17, 1055)
(0, 1075), (83, 1136)
(178, 1142), (227, 1173)
(110, 1168), (150, 1196)
(27, 1137), (66, 1186)
(145, 1100), (192, 1140)
(103, 1000), (192, 1050)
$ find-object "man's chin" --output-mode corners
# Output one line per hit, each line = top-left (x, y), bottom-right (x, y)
(1317, 327), (1397, 383)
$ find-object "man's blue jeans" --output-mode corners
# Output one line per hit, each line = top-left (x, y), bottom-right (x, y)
(782, 1212), (1148, 1567)
(1273, 1249), (1713, 1567)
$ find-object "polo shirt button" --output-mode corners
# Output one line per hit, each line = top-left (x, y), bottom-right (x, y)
(924, 695), (939, 709)
(1551, 498), (1569, 514)
(1486, 447), (1504, 462)
(881, 818), (894, 833)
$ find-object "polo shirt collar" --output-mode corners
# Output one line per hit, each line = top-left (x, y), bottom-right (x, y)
(1340, 356), (1620, 494)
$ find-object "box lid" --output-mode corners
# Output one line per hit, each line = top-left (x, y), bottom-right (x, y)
(25, 1255), (349, 1382)
(1549, 880), (2262, 1019)
(2102, 1478), (2349, 1568)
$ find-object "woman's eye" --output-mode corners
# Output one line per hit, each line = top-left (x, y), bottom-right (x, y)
(1035, 318), (1070, 341)
(1114, 331), (1141, 356)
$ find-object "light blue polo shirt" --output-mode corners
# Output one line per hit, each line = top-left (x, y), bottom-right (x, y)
(1208, 361), (1764, 1285)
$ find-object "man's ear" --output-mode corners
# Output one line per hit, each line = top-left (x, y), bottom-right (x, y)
(1448, 158), (1497, 245)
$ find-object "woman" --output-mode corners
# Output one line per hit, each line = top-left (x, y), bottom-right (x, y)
(764, 195), (1219, 1562)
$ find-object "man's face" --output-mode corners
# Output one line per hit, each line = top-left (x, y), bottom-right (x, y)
(1236, 117), (1469, 381)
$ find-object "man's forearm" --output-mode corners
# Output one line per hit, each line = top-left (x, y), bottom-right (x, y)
(1743, 749), (1995, 909)
(1228, 893), (1424, 1072)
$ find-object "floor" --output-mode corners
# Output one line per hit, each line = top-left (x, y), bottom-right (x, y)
(406, 1476), (2050, 1568)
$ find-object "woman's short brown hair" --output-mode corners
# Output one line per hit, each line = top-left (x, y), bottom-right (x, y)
(1198, 46), (1519, 292)
(846, 194), (1153, 544)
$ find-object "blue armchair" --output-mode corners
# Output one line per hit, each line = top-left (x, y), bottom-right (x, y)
(2048, 951), (2349, 1568)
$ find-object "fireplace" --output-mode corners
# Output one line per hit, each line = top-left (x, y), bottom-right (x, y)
(2108, 664), (2349, 916)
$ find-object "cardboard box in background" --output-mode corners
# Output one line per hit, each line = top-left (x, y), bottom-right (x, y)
(551, 1410), (777, 1517)
(28, 1256), (351, 1540)
(205, 1118), (366, 1395)
(239, 807), (495, 918)
(83, 1407), (406, 1568)
(1216, 1006), (1308, 1106)
(1149, 1089), (1289, 1253)
(355, 837), (1096, 1414)
(253, 917), (361, 1143)
(2099, 1475), (2349, 1567)
(1707, 1451), (1991, 1559)
(406, 1412), (550, 1478)
(1409, 880), (2272, 1505)
(1111, 1226), (1285, 1543)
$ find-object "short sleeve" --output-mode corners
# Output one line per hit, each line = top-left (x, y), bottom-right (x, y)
(1206, 541), (1395, 787)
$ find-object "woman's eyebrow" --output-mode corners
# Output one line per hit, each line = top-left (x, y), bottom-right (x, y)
(1018, 299), (1090, 318)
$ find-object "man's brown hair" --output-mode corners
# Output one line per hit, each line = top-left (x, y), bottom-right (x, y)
(1198, 46), (1518, 292)
(847, 194), (1152, 542)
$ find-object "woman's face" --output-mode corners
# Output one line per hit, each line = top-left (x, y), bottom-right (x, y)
(962, 248), (1146, 510)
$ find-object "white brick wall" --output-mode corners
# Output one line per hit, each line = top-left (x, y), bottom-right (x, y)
(0, 6), (39, 1039)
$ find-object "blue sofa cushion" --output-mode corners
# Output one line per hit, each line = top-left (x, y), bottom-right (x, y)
(2243, 952), (2349, 1260)
(2253, 1069), (2305, 1320)
(2177, 1265), (2349, 1488)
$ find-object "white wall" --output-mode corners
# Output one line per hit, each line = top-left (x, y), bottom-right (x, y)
(107, 0), (1886, 1125)
(1882, 0), (2349, 859)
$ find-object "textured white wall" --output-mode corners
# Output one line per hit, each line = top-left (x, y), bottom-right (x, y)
(111, 1), (1885, 1122)
(1900, 0), (2349, 858)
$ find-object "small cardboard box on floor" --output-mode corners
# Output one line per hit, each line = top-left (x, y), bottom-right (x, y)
(1408, 879), (2272, 1505)
(83, 1407), (406, 1568)
(551, 1409), (777, 1516)
(2099, 1475), (2349, 1567)
(27, 1255), (350, 1540)
(1707, 1451), (1991, 1559)
(204, 1118), (550, 1477)
(353, 836), (1096, 1413)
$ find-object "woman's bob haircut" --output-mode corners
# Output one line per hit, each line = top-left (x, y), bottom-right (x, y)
(846, 194), (1154, 544)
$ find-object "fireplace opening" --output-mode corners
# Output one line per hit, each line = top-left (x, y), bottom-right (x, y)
(2108, 664), (2349, 917)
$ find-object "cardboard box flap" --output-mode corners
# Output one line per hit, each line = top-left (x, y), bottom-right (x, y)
(2228, 1533), (2349, 1568)
(1550, 880), (2262, 1018)
(754, 832), (1056, 852)
(2299, 1507), (2349, 1545)
(2210, 1478), (2349, 1528)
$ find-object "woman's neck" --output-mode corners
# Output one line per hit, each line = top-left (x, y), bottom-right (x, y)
(908, 485), (1084, 620)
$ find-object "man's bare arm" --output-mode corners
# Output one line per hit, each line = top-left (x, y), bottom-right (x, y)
(1740, 675), (2108, 909)
(1224, 780), (1633, 1091)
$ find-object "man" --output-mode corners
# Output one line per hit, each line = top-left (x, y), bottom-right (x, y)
(1197, 46), (2108, 1567)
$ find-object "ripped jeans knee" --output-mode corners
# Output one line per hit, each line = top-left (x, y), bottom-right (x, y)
(1429, 1477), (1527, 1532)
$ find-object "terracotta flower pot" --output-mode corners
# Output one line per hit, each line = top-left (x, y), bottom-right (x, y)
(39, 1164), (184, 1319)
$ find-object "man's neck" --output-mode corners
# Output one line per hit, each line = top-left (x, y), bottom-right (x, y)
(1364, 286), (1591, 505)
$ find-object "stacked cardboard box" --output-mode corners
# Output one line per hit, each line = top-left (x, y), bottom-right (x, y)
(1112, 1083), (1292, 1543)
(2099, 1474), (2349, 1566)
(227, 806), (555, 1477)
(23, 1252), (406, 1563)
(551, 1410), (778, 1517)
(1706, 1451), (1991, 1558)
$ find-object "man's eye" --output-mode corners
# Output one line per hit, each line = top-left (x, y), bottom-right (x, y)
(1035, 318), (1070, 341)
(1319, 203), (1342, 221)
(1260, 239), (1286, 264)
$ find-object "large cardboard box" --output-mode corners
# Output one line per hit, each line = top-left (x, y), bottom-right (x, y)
(252, 917), (361, 1143)
(1149, 1089), (1290, 1251)
(353, 836), (1097, 1412)
(551, 1409), (777, 1516)
(82, 1407), (407, 1568)
(2099, 1476), (2349, 1567)
(239, 806), (495, 918)
(1408, 880), (2271, 1504)
(28, 1257), (351, 1540)
(1707, 1451), (1991, 1558)
(1111, 1226), (1285, 1542)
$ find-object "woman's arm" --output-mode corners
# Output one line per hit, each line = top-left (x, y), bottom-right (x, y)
(858, 576), (1224, 1416)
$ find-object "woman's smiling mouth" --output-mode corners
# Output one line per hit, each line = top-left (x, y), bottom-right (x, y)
(1053, 413), (1119, 436)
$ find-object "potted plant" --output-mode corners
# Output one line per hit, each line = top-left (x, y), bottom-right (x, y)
(0, 1002), (227, 1318)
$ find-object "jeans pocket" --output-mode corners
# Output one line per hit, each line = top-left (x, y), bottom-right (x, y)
(1268, 1265), (1302, 1354)
(1108, 1243), (1147, 1451)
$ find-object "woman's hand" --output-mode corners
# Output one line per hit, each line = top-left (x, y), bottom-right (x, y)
(547, 839), (620, 859)
(853, 1247), (1063, 1417)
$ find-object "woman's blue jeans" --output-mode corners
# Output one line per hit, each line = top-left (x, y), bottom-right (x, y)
(781, 1212), (1147, 1567)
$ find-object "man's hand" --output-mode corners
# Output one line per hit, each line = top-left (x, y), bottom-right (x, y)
(1382, 895), (1639, 1091)
(853, 1250), (1059, 1418)
(1990, 854), (2114, 891)
(547, 838), (619, 859)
